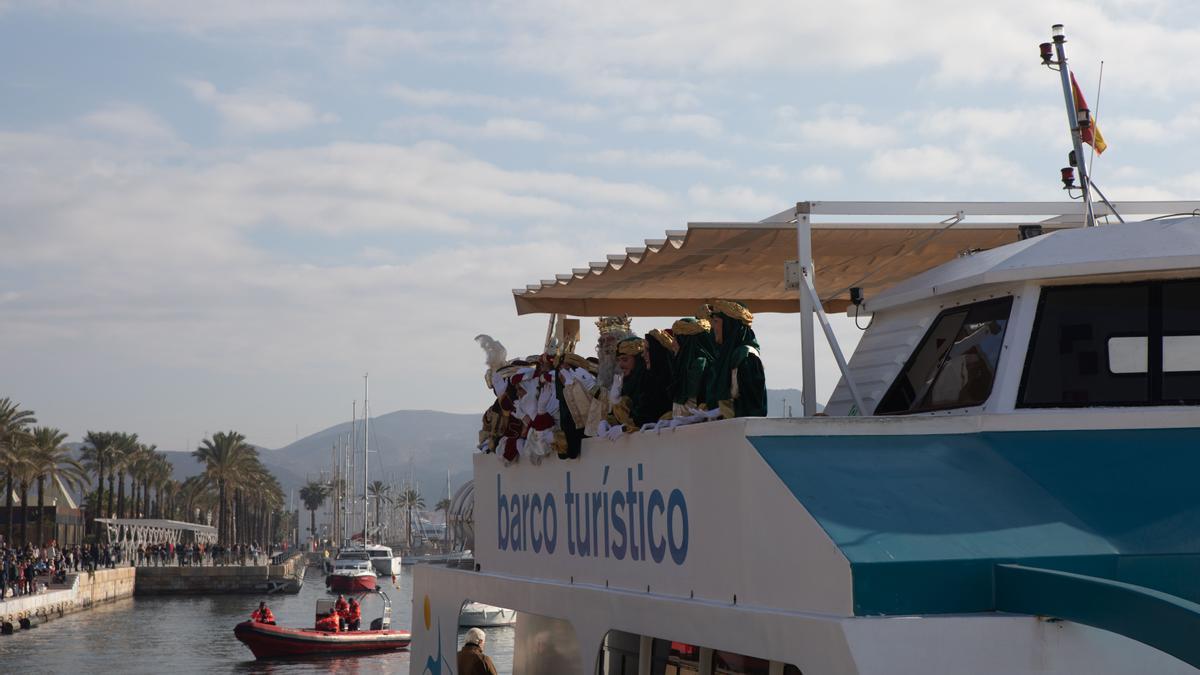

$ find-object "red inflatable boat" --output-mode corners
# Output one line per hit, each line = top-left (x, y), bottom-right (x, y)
(234, 590), (409, 659)
(234, 621), (411, 658)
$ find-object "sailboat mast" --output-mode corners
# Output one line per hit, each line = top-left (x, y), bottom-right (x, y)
(363, 373), (370, 544)
(347, 400), (356, 547)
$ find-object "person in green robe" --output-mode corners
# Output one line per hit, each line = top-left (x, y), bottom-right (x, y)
(609, 336), (648, 432)
(703, 300), (767, 418)
(641, 329), (676, 423)
(669, 317), (716, 416)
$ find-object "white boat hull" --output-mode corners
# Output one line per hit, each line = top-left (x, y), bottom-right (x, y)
(458, 603), (517, 627)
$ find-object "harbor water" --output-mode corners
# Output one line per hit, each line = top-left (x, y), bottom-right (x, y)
(0, 565), (514, 674)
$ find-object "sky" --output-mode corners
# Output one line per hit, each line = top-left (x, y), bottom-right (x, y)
(2, 1), (1199, 450)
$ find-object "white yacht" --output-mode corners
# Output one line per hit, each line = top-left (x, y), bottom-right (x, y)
(410, 27), (1200, 675)
(363, 543), (403, 577)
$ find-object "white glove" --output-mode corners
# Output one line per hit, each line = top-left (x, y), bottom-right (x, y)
(604, 424), (626, 441)
(596, 420), (611, 437)
(639, 422), (660, 433)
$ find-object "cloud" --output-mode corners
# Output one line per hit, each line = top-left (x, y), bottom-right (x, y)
(0, 128), (692, 446)
(775, 104), (896, 149)
(865, 143), (1034, 193)
(384, 84), (605, 121)
(687, 184), (780, 217)
(489, 0), (1200, 98)
(27, 1), (356, 33)
(383, 114), (584, 143)
(800, 165), (844, 185)
(622, 113), (723, 139)
(184, 79), (337, 134)
(581, 148), (728, 170)
(78, 102), (180, 145)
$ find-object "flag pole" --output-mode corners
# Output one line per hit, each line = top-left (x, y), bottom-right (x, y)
(1050, 24), (1096, 227)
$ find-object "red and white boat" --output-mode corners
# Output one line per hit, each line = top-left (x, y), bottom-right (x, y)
(234, 621), (410, 658)
(325, 553), (377, 593)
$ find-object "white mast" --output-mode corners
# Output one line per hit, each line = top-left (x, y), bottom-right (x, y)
(347, 401), (356, 547)
(363, 373), (370, 544)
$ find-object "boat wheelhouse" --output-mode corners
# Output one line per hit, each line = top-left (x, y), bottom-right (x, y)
(410, 200), (1200, 675)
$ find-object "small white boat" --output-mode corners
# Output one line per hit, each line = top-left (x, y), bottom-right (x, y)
(363, 544), (402, 577)
(458, 602), (517, 627)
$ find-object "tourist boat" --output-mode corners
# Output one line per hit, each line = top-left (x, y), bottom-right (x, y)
(325, 552), (377, 593)
(234, 592), (409, 659)
(408, 27), (1200, 674)
(457, 602), (517, 627)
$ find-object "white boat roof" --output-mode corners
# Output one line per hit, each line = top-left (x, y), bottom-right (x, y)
(513, 201), (1200, 316)
(869, 216), (1200, 311)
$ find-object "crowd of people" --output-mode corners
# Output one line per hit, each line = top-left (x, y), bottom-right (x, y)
(131, 541), (273, 567)
(0, 538), (78, 599)
(477, 300), (767, 464)
(0, 535), (282, 599)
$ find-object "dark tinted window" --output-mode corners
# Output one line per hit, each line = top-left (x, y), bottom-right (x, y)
(1163, 279), (1200, 402)
(1020, 283), (1149, 406)
(1019, 279), (1200, 407)
(876, 297), (1013, 415)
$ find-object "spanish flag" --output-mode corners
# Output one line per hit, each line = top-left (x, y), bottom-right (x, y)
(1070, 71), (1107, 154)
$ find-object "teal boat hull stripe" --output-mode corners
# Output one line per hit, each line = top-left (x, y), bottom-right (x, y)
(750, 428), (1200, 616)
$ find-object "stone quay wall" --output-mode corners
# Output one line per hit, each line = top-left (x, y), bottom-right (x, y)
(134, 552), (306, 595)
(1, 567), (136, 630)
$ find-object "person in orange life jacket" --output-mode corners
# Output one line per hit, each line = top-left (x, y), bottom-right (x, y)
(250, 601), (276, 624)
(334, 594), (349, 630)
(346, 597), (362, 631)
(315, 610), (340, 632)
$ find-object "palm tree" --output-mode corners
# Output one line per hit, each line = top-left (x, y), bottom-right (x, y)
(299, 481), (328, 545)
(112, 432), (139, 519)
(81, 430), (121, 530)
(367, 480), (391, 540)
(193, 431), (256, 545)
(178, 475), (209, 523)
(0, 398), (36, 543)
(395, 487), (425, 550)
(28, 427), (87, 546)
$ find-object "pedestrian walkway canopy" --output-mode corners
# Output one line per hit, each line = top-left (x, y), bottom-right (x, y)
(95, 518), (218, 547)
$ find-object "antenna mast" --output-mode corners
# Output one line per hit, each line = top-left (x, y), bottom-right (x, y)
(1042, 23), (1096, 227)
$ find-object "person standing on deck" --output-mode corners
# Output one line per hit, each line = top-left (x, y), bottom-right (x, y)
(606, 337), (649, 434)
(670, 317), (716, 417)
(642, 329), (676, 424)
(704, 300), (767, 418)
(458, 627), (499, 675)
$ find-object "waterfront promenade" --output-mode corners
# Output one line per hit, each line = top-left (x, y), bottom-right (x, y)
(0, 551), (305, 636)
(1, 567), (134, 630)
(135, 551), (305, 594)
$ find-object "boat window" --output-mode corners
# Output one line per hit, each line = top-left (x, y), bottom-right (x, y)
(606, 637), (801, 675)
(1163, 279), (1200, 401)
(875, 297), (1013, 415)
(1019, 279), (1200, 406)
